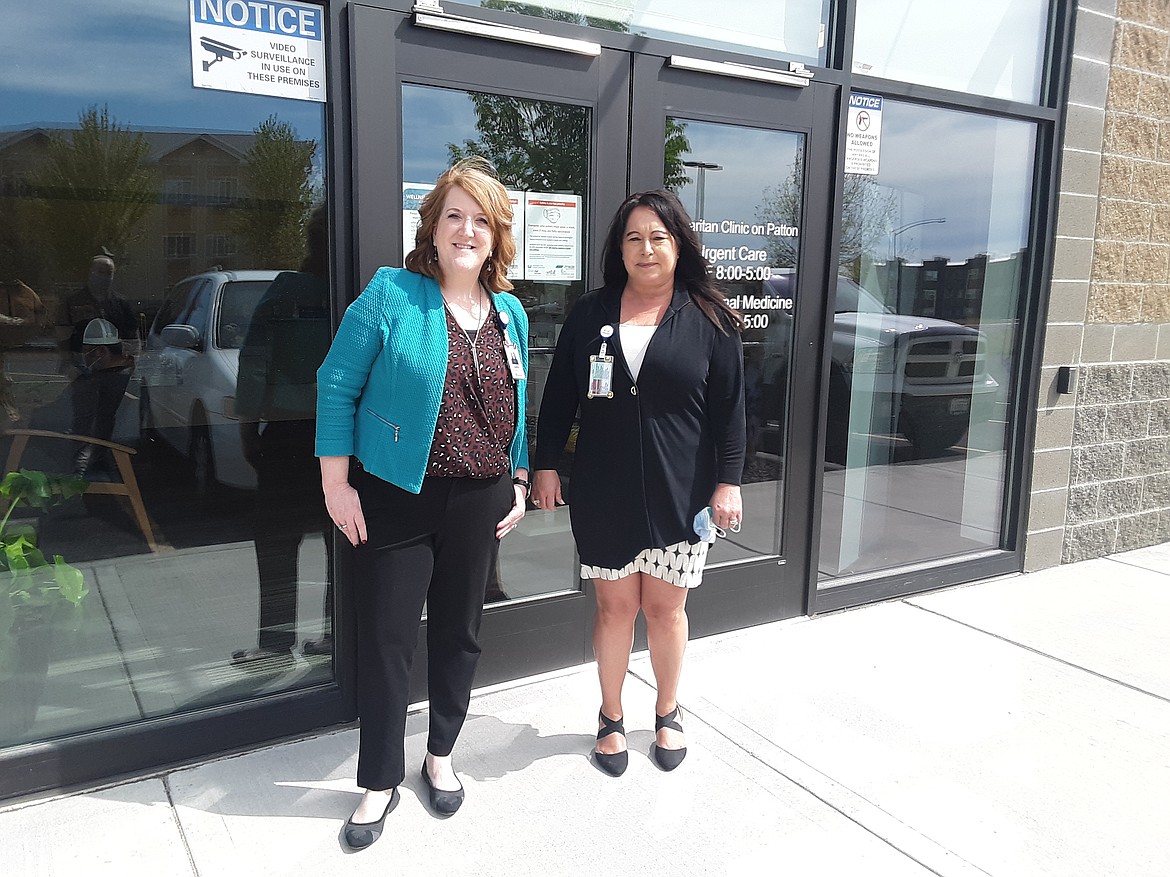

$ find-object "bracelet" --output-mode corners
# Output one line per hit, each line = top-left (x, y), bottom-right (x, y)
(511, 475), (531, 494)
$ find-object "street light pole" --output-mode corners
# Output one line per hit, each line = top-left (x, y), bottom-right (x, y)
(681, 160), (722, 220)
(889, 218), (946, 313)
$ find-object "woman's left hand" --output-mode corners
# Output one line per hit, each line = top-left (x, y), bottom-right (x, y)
(709, 483), (743, 532)
(496, 483), (526, 539)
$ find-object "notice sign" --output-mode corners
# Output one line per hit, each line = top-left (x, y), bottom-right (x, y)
(190, 0), (326, 103)
(844, 92), (883, 175)
(524, 193), (581, 281)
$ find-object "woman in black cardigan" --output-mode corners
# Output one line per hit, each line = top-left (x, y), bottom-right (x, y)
(531, 190), (745, 775)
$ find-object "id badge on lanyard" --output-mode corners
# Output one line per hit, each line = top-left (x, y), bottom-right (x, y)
(499, 310), (526, 381)
(587, 325), (615, 399)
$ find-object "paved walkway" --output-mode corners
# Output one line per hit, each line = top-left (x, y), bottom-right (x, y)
(3, 543), (1168, 876)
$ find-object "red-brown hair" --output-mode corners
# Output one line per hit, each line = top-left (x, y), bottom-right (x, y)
(404, 157), (515, 292)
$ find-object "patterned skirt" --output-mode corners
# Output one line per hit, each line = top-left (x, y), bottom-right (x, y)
(580, 539), (711, 589)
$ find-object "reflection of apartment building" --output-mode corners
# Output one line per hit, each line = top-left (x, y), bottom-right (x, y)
(889, 252), (1026, 325)
(0, 129), (287, 324)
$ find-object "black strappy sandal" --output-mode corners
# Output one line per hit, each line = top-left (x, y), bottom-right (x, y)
(593, 710), (629, 777)
(651, 705), (687, 771)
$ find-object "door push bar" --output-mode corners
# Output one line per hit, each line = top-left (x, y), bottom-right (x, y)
(669, 55), (814, 88)
(412, 3), (602, 57)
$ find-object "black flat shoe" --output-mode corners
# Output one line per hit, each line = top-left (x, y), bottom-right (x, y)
(343, 787), (399, 850)
(651, 705), (687, 771)
(593, 710), (628, 777)
(421, 762), (465, 815)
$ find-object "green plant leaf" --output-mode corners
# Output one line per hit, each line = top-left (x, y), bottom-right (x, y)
(52, 556), (88, 606)
(0, 469), (89, 512)
(0, 470), (90, 616)
(5, 523), (36, 541)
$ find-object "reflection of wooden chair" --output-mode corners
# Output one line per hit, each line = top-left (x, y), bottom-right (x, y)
(4, 429), (160, 553)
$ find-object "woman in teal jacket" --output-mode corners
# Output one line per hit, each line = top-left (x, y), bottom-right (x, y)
(316, 158), (529, 850)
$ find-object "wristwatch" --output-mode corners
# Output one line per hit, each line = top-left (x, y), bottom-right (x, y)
(511, 475), (531, 495)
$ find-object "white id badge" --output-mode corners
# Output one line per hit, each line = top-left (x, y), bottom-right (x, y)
(503, 339), (526, 380)
(588, 355), (614, 398)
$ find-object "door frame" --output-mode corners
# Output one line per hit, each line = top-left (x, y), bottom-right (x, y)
(346, 3), (842, 695)
(626, 52), (839, 630)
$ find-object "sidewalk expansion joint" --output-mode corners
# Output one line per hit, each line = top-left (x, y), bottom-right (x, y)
(625, 667), (992, 877)
(163, 775), (203, 877)
(905, 601), (1170, 706)
(1105, 555), (1170, 578)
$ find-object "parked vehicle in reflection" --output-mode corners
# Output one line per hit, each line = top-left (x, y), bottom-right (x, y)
(758, 274), (999, 462)
(137, 270), (279, 493)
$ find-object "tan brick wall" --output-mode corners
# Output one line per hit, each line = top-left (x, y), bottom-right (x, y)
(1055, 0), (1170, 563)
(1089, 5), (1170, 323)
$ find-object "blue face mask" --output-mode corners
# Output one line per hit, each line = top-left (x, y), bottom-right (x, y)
(692, 507), (725, 543)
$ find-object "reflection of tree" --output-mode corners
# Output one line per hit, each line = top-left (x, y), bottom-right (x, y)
(758, 160), (896, 278)
(31, 105), (155, 277)
(482, 0), (629, 32)
(663, 119), (692, 193)
(448, 95), (588, 192)
(233, 116), (317, 268)
(450, 98), (691, 198)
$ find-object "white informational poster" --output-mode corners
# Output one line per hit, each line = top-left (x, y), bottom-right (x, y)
(403, 184), (526, 276)
(190, 0), (326, 103)
(523, 193), (582, 281)
(844, 92), (883, 175)
(402, 183), (435, 260)
(505, 190), (525, 280)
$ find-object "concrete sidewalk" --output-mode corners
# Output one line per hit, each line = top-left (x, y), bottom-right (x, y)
(3, 544), (1168, 877)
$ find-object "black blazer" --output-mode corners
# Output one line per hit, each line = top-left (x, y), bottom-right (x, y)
(534, 283), (745, 570)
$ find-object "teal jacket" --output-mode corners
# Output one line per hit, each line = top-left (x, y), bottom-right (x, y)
(315, 267), (530, 493)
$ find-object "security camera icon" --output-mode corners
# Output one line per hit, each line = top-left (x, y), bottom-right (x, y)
(200, 37), (245, 72)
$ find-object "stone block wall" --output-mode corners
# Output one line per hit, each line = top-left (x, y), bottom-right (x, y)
(1028, 0), (1170, 569)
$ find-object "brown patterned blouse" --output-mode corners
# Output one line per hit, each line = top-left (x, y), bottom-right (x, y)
(426, 304), (517, 478)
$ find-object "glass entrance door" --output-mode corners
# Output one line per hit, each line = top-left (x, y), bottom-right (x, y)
(350, 5), (833, 690)
(628, 55), (833, 634)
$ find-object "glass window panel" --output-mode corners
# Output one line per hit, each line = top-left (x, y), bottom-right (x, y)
(819, 99), (1035, 584)
(452, 0), (830, 66)
(668, 118), (806, 564)
(402, 83), (590, 604)
(852, 0), (1050, 103)
(0, 2), (331, 748)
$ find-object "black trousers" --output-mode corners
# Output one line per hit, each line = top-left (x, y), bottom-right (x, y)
(70, 366), (131, 441)
(350, 465), (512, 791)
(253, 419), (333, 652)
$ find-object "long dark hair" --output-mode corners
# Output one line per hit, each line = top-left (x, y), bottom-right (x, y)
(600, 190), (742, 334)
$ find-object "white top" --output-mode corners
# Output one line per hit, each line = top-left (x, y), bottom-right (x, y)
(619, 324), (658, 382)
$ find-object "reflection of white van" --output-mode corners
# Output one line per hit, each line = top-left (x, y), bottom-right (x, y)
(137, 270), (279, 492)
(763, 275), (999, 460)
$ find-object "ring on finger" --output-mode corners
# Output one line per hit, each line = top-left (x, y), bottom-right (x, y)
(337, 522), (348, 531)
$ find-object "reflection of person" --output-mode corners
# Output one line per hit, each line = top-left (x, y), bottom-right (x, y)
(315, 158), (530, 849)
(231, 206), (333, 665)
(531, 190), (745, 776)
(61, 254), (138, 475)
(0, 279), (48, 421)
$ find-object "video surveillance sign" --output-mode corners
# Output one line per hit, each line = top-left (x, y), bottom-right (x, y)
(190, 0), (326, 103)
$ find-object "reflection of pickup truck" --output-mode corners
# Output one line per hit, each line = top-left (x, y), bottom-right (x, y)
(762, 275), (999, 461)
